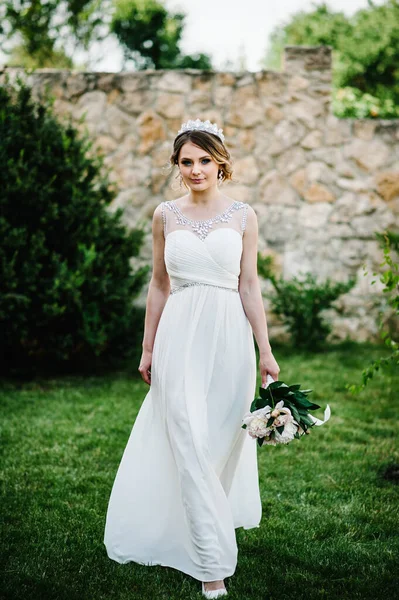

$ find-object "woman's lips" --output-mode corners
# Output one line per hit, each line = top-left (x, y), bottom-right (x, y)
(191, 179), (204, 182)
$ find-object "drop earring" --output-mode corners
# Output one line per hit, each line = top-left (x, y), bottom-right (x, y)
(171, 171), (183, 191)
(179, 172), (189, 190)
(218, 170), (224, 186)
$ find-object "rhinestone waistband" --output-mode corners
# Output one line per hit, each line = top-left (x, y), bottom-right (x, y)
(170, 281), (239, 295)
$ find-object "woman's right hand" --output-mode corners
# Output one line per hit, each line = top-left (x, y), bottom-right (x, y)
(138, 349), (153, 385)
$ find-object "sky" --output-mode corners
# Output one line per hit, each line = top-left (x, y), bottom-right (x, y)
(0, 0), (386, 72)
(91, 0), (385, 72)
(162, 0), (385, 72)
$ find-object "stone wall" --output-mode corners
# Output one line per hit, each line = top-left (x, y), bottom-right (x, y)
(2, 46), (398, 342)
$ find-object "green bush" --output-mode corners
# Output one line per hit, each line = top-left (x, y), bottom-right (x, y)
(349, 229), (399, 393)
(332, 86), (399, 119)
(258, 254), (356, 350)
(0, 76), (150, 376)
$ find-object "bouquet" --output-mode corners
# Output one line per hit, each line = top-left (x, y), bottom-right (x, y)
(242, 374), (331, 446)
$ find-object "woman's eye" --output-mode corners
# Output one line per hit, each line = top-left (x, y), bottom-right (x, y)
(182, 159), (210, 165)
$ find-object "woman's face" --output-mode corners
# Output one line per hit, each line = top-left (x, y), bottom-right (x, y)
(177, 141), (219, 191)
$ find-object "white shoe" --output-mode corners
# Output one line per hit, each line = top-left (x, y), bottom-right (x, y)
(201, 581), (228, 598)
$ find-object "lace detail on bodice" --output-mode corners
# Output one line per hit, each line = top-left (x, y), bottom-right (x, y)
(162, 200), (248, 241)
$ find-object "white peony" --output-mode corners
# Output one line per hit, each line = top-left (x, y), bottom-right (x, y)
(273, 402), (299, 444)
(242, 405), (272, 439)
(242, 405), (272, 425)
(247, 416), (269, 438)
(243, 400), (299, 445)
(274, 419), (298, 444)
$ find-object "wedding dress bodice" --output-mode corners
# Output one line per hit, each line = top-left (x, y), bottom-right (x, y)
(162, 200), (248, 294)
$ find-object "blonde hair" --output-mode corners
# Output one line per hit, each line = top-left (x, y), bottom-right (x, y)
(169, 130), (234, 183)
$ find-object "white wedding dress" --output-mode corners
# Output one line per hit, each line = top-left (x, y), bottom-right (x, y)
(103, 199), (262, 582)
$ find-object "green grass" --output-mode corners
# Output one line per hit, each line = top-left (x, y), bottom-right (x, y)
(1, 341), (398, 600)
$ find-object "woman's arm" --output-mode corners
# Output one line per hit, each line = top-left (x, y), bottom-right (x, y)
(238, 205), (280, 383)
(139, 204), (170, 384)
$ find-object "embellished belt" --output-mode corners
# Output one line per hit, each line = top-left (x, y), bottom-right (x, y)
(170, 281), (239, 295)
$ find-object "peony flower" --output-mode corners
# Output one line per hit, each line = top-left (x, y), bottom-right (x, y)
(242, 406), (272, 440)
(247, 416), (269, 439)
(242, 405), (272, 427)
(274, 419), (298, 444)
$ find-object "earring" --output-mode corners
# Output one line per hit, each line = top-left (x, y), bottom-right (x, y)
(171, 172), (183, 191)
(218, 170), (224, 186)
(179, 172), (189, 190)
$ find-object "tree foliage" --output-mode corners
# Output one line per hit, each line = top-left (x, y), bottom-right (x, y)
(110, 0), (213, 70)
(0, 0), (110, 68)
(263, 0), (399, 117)
(0, 76), (150, 376)
(0, 0), (213, 71)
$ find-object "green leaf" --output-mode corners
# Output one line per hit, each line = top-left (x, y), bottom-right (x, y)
(259, 386), (273, 402)
(288, 384), (301, 391)
(289, 405), (301, 423)
(300, 414), (315, 427)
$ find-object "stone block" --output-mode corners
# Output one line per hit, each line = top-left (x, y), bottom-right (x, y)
(374, 171), (399, 202)
(259, 170), (300, 206)
(283, 46), (332, 75)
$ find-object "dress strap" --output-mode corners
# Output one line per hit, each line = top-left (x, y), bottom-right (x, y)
(241, 203), (248, 234)
(161, 201), (167, 238)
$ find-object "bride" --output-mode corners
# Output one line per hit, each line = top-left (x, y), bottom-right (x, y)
(104, 118), (280, 598)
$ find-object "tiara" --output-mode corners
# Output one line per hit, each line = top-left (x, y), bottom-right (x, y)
(177, 118), (225, 143)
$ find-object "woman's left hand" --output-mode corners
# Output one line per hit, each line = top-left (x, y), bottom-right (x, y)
(259, 350), (280, 387)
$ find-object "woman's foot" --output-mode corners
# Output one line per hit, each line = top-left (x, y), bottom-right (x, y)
(204, 580), (225, 591)
(202, 580), (227, 598)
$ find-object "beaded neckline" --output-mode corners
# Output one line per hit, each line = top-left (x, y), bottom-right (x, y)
(171, 200), (237, 224)
(164, 199), (247, 241)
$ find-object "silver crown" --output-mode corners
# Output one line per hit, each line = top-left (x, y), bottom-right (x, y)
(177, 118), (225, 143)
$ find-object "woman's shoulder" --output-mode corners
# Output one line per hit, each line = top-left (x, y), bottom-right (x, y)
(227, 196), (256, 217)
(220, 194), (248, 209)
(152, 202), (169, 229)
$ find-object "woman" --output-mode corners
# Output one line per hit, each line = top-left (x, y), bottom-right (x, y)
(104, 118), (280, 598)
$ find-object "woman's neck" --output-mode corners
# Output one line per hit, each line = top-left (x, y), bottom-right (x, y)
(185, 188), (224, 207)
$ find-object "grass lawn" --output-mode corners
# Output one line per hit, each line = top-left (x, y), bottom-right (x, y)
(1, 341), (398, 600)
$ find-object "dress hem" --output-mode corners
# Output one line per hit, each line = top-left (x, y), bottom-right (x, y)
(104, 544), (236, 582)
(237, 523), (261, 530)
